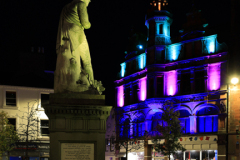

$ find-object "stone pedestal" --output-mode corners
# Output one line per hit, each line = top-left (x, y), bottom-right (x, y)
(44, 93), (112, 160)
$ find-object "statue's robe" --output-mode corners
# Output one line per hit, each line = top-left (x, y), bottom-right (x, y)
(55, 0), (93, 93)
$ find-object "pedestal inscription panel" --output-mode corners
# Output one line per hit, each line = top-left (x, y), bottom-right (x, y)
(61, 143), (94, 160)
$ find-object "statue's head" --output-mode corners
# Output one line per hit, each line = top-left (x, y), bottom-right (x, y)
(84, 0), (91, 7)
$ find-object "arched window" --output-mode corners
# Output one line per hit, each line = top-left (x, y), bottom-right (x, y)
(178, 110), (190, 117)
(197, 107), (218, 116)
(132, 115), (145, 138)
(151, 113), (162, 136)
(177, 110), (190, 134)
(197, 106), (218, 133)
(120, 118), (130, 139)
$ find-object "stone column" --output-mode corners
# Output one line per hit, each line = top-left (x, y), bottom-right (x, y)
(144, 140), (152, 160)
(200, 150), (202, 160)
(44, 93), (112, 160)
(189, 116), (197, 134)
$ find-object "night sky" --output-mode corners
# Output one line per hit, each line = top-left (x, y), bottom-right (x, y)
(1, 0), (231, 106)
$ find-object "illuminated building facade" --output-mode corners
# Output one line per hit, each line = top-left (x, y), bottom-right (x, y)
(114, 0), (229, 160)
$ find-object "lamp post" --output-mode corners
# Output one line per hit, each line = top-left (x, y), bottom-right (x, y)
(226, 77), (239, 160)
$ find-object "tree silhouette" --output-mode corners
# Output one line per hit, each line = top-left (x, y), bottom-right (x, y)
(152, 101), (186, 160)
(17, 100), (40, 160)
(0, 111), (19, 157)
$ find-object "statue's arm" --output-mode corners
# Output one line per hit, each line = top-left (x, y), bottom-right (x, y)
(78, 2), (91, 29)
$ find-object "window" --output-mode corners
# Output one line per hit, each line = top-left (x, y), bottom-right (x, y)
(8, 118), (16, 131)
(148, 78), (154, 98)
(121, 119), (130, 139)
(159, 24), (163, 34)
(41, 94), (50, 108)
(6, 91), (16, 106)
(180, 73), (191, 94)
(151, 113), (162, 136)
(41, 120), (49, 136)
(202, 151), (215, 160)
(197, 107), (218, 133)
(179, 118), (190, 134)
(195, 71), (205, 93)
(185, 42), (193, 58)
(156, 77), (163, 97)
(133, 116), (145, 138)
(194, 40), (202, 56)
(124, 87), (131, 106)
(133, 85), (139, 103)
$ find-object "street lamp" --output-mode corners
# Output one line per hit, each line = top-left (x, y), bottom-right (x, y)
(231, 77), (239, 86)
(226, 77), (239, 160)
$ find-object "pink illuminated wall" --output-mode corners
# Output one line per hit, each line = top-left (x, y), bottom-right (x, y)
(208, 63), (221, 91)
(165, 71), (178, 96)
(139, 77), (147, 101)
(117, 85), (124, 107)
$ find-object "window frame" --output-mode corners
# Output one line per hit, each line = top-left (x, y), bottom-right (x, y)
(3, 88), (19, 109)
(40, 119), (49, 137)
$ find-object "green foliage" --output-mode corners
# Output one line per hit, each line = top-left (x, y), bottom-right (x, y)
(153, 101), (186, 158)
(0, 111), (19, 157)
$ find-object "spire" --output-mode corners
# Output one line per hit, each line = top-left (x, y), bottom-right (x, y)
(149, 0), (169, 11)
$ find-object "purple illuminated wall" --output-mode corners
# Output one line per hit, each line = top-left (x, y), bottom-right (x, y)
(165, 71), (178, 96)
(189, 116), (197, 134)
(208, 63), (221, 91)
(117, 85), (124, 107)
(139, 77), (147, 101)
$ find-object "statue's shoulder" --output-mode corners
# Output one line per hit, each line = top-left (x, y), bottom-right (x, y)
(75, 1), (87, 9)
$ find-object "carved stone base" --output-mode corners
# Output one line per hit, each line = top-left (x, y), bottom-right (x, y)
(44, 93), (112, 160)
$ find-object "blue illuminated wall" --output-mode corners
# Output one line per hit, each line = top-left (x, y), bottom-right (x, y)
(120, 62), (126, 78)
(166, 43), (181, 61)
(138, 53), (146, 70)
(204, 35), (217, 54)
(120, 53), (146, 78)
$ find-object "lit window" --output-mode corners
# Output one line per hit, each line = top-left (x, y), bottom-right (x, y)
(158, 2), (161, 10)
(154, 3), (156, 6)
(166, 3), (168, 5)
(6, 91), (16, 106)
(163, 3), (165, 6)
(41, 120), (49, 136)
(164, 0), (166, 2)
(150, 3), (152, 5)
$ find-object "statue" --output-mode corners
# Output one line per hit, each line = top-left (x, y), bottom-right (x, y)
(55, 0), (104, 94)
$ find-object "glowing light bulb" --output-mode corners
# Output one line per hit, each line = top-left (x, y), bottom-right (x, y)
(231, 77), (239, 85)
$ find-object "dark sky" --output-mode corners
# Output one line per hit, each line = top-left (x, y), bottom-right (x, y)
(0, 0), (231, 105)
